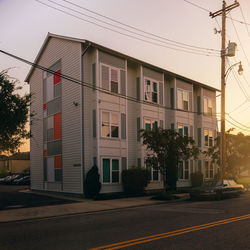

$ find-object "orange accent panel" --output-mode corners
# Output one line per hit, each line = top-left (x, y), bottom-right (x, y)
(54, 113), (61, 140)
(54, 156), (62, 169)
(54, 70), (61, 85)
(43, 150), (47, 156)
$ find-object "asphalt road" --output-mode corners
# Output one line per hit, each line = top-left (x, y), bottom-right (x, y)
(1, 193), (250, 250)
(0, 185), (76, 210)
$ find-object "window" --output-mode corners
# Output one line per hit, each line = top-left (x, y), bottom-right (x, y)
(145, 119), (158, 131)
(204, 161), (214, 179)
(204, 129), (213, 147)
(102, 158), (120, 183)
(178, 161), (189, 180)
(204, 97), (213, 115)
(144, 79), (158, 103)
(101, 111), (119, 138)
(178, 124), (189, 136)
(101, 64), (120, 94)
(177, 89), (189, 111)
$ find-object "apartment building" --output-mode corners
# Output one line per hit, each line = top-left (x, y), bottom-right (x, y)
(25, 33), (219, 194)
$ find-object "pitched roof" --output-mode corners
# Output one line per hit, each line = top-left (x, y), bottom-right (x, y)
(25, 33), (220, 92)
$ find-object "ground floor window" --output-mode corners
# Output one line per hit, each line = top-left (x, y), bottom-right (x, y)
(178, 161), (189, 180)
(102, 158), (120, 183)
(204, 161), (214, 179)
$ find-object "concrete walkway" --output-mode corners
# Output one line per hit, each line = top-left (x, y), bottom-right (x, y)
(0, 191), (189, 223)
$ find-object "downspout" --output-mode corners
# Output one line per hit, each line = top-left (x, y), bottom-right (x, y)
(81, 42), (91, 195)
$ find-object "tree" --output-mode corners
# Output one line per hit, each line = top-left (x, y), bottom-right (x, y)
(141, 128), (200, 191)
(205, 129), (250, 178)
(0, 70), (31, 154)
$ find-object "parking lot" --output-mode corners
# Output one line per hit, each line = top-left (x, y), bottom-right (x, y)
(0, 185), (77, 210)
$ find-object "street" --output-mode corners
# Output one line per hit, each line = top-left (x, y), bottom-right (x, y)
(1, 194), (250, 250)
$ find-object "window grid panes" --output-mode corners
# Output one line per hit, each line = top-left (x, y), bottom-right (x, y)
(144, 79), (158, 103)
(101, 111), (119, 138)
(101, 65), (120, 93)
(145, 119), (158, 131)
(177, 89), (189, 111)
(102, 158), (120, 183)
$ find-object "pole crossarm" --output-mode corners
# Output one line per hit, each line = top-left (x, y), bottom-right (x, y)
(209, 1), (240, 18)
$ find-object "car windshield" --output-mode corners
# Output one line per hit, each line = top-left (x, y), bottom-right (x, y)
(202, 181), (217, 187)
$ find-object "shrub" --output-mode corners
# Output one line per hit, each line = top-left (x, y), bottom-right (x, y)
(191, 172), (203, 187)
(84, 165), (101, 198)
(122, 167), (151, 194)
(0, 169), (10, 178)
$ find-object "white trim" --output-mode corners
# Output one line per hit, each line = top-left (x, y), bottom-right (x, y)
(101, 157), (121, 184)
(100, 110), (120, 139)
(143, 77), (160, 104)
(100, 63), (121, 94)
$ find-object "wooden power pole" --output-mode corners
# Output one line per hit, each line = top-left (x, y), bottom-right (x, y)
(210, 1), (239, 178)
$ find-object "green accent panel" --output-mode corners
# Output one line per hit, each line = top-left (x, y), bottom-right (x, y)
(136, 77), (140, 100)
(145, 123), (151, 132)
(47, 97), (61, 116)
(55, 169), (62, 182)
(198, 128), (201, 147)
(184, 126), (188, 136)
(92, 63), (96, 86)
(122, 157), (127, 171)
(137, 158), (141, 168)
(179, 128), (183, 136)
(120, 70), (126, 95)
(197, 96), (201, 114)
(170, 88), (174, 109)
(112, 159), (119, 170)
(121, 113), (126, 139)
(93, 110), (96, 138)
(171, 123), (175, 130)
(103, 159), (110, 183)
(137, 117), (140, 141)
(47, 140), (62, 156)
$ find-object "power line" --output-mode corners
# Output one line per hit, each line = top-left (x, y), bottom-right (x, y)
(228, 99), (248, 114)
(225, 117), (250, 132)
(229, 12), (250, 67)
(239, 5), (250, 37)
(0, 48), (220, 118)
(227, 16), (250, 26)
(227, 113), (250, 129)
(34, 0), (220, 57)
(61, 0), (219, 53)
(182, 0), (210, 13)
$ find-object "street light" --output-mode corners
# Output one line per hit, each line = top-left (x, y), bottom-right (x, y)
(221, 61), (243, 178)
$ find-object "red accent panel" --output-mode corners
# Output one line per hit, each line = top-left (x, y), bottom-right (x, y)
(54, 113), (61, 140)
(54, 70), (61, 85)
(54, 156), (62, 169)
(43, 104), (47, 110)
(43, 150), (47, 157)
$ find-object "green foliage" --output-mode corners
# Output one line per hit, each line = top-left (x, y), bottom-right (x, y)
(204, 129), (250, 178)
(190, 172), (203, 187)
(0, 70), (31, 154)
(122, 167), (151, 194)
(141, 128), (200, 191)
(0, 169), (10, 178)
(84, 165), (101, 198)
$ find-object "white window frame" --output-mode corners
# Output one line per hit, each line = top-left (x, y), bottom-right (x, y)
(177, 88), (190, 111)
(204, 161), (214, 179)
(178, 160), (190, 180)
(204, 96), (213, 115)
(101, 157), (120, 184)
(144, 118), (159, 131)
(204, 128), (213, 147)
(177, 124), (189, 136)
(100, 63), (120, 94)
(101, 111), (120, 139)
(144, 78), (159, 104)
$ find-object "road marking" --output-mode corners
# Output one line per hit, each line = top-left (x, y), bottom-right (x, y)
(90, 214), (250, 249)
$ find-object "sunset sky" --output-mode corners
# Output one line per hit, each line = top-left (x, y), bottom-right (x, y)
(1, 0), (250, 152)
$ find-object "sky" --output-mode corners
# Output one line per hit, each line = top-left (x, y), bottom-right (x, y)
(1, 0), (250, 152)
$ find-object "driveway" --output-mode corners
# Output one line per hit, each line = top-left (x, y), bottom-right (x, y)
(0, 185), (77, 210)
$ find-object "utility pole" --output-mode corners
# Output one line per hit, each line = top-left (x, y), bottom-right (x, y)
(210, 1), (239, 178)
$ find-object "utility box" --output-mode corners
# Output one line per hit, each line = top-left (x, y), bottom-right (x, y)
(226, 42), (237, 57)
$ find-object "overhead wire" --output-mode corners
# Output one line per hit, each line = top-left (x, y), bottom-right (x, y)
(61, 0), (219, 53)
(34, 0), (220, 57)
(0, 49), (220, 118)
(239, 5), (250, 37)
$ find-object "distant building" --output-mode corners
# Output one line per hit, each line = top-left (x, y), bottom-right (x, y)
(0, 152), (30, 173)
(25, 33), (218, 194)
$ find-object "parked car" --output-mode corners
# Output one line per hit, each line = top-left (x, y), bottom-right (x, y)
(13, 175), (30, 185)
(5, 174), (25, 185)
(190, 179), (244, 200)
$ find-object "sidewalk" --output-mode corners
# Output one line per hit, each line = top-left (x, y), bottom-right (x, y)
(0, 191), (189, 223)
